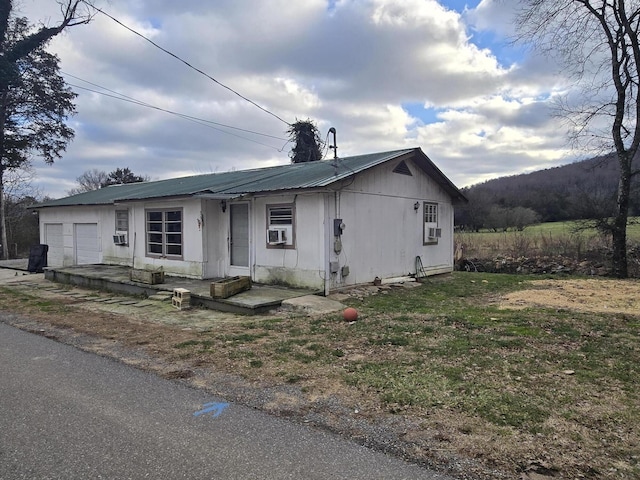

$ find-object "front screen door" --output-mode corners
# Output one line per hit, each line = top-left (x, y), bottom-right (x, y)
(230, 203), (249, 267)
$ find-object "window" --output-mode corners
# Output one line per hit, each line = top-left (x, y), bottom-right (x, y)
(423, 202), (439, 244)
(424, 203), (437, 223)
(146, 209), (182, 258)
(266, 204), (294, 248)
(268, 205), (293, 225)
(115, 209), (129, 231)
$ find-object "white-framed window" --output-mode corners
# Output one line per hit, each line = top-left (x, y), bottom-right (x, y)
(266, 203), (295, 248)
(146, 209), (183, 258)
(115, 209), (129, 231)
(423, 202), (440, 245)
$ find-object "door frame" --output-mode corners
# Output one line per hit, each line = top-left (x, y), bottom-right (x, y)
(228, 202), (251, 277)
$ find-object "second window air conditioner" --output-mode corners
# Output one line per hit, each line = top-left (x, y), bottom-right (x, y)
(428, 227), (442, 239)
(267, 228), (287, 245)
(113, 232), (128, 245)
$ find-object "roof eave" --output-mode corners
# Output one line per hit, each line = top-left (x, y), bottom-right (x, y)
(412, 148), (468, 203)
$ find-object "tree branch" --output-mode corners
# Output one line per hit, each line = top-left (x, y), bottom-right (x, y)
(4, 1), (93, 63)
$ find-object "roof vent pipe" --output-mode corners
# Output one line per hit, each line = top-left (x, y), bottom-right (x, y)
(329, 127), (338, 175)
(328, 127), (338, 160)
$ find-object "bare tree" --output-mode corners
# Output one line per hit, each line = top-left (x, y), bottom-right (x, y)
(514, 0), (640, 277)
(3, 164), (39, 199)
(2, 167), (40, 257)
(68, 167), (149, 195)
(67, 169), (109, 195)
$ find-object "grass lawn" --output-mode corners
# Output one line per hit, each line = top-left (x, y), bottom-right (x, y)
(2, 272), (639, 479)
(146, 274), (640, 478)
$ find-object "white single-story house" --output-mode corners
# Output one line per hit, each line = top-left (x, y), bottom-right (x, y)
(35, 148), (467, 294)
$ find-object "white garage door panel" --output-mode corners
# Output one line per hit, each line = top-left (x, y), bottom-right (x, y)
(74, 223), (100, 265)
(44, 223), (63, 267)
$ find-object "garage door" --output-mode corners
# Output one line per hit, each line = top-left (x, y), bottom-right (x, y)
(74, 223), (100, 265)
(44, 223), (63, 267)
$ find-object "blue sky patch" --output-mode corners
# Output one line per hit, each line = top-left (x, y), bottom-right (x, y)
(402, 103), (442, 125)
(441, 0), (480, 13)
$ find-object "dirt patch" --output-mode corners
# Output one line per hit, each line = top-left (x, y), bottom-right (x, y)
(498, 278), (640, 315)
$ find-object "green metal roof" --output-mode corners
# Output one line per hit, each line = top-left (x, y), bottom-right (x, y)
(36, 148), (466, 208)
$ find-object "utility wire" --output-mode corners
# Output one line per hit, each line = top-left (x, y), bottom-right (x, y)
(320, 129), (332, 160)
(91, 6), (292, 126)
(67, 81), (289, 151)
(63, 71), (288, 141)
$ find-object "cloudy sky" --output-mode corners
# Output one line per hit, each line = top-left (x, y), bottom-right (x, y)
(17, 0), (577, 198)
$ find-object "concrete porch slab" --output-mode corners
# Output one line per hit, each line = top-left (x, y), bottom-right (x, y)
(0, 258), (29, 271)
(280, 295), (346, 315)
(43, 264), (321, 315)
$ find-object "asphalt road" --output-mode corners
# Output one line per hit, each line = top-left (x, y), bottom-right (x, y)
(0, 320), (452, 480)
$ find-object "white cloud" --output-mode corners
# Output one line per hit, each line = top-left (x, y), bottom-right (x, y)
(8, 0), (581, 198)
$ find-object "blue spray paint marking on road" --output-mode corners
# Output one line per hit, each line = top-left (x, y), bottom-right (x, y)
(194, 401), (229, 418)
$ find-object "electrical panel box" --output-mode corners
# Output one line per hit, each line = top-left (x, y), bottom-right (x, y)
(334, 238), (342, 254)
(329, 261), (340, 274)
(341, 265), (350, 277)
(333, 218), (345, 236)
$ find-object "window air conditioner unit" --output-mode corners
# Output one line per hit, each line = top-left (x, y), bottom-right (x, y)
(428, 228), (442, 239)
(267, 228), (287, 245)
(113, 232), (128, 245)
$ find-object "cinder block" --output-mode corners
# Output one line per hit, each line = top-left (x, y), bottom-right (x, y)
(173, 288), (191, 300)
(172, 296), (190, 310)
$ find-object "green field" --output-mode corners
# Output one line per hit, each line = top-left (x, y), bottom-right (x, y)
(461, 217), (640, 238)
(455, 218), (640, 260)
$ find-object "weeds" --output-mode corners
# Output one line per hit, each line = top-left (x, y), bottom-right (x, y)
(453, 218), (640, 260)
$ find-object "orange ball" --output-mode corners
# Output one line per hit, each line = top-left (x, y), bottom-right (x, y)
(343, 307), (358, 322)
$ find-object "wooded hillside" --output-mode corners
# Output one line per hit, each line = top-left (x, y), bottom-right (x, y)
(455, 153), (640, 230)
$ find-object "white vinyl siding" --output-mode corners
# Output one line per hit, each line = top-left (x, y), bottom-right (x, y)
(44, 223), (63, 267)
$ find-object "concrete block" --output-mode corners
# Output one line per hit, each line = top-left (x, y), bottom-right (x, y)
(172, 296), (190, 310)
(173, 288), (191, 301)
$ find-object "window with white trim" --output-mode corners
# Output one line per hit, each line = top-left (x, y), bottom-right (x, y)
(423, 202), (439, 244)
(115, 209), (129, 231)
(266, 204), (295, 248)
(146, 209), (183, 258)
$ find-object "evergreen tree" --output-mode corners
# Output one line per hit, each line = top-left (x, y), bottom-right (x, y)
(101, 167), (148, 187)
(0, 1), (92, 258)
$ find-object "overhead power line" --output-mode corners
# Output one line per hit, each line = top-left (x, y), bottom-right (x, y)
(63, 73), (290, 151)
(63, 72), (287, 140)
(91, 6), (292, 126)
